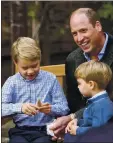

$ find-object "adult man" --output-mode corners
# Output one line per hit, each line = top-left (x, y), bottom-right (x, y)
(66, 7), (113, 113)
(50, 7), (113, 140)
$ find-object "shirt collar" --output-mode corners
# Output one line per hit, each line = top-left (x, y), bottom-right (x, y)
(90, 90), (107, 100)
(84, 33), (108, 61)
(18, 71), (41, 82)
(87, 90), (108, 105)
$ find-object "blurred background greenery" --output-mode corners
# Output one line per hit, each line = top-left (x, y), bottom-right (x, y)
(1, 1), (113, 86)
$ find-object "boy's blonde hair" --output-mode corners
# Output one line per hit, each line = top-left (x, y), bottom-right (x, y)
(75, 60), (112, 89)
(11, 37), (41, 63)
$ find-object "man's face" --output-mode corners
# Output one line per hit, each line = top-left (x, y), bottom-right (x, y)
(15, 58), (40, 80)
(70, 13), (101, 54)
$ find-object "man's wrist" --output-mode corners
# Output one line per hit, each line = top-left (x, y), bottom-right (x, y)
(69, 113), (76, 120)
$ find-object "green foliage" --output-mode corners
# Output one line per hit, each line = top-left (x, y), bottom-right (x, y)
(28, 2), (40, 19)
(28, 11), (35, 18)
(98, 2), (113, 20)
(60, 28), (65, 35)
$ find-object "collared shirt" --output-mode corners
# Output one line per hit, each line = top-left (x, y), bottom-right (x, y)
(77, 93), (113, 135)
(86, 91), (108, 105)
(84, 33), (108, 61)
(89, 90), (107, 100)
(2, 70), (70, 127)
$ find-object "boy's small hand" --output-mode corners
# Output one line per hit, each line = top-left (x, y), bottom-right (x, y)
(37, 99), (42, 107)
(39, 102), (51, 114)
(65, 119), (77, 133)
(36, 100), (51, 114)
(22, 103), (39, 115)
(69, 125), (79, 135)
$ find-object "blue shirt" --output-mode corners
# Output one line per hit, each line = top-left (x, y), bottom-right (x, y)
(2, 70), (70, 127)
(76, 93), (113, 135)
(84, 33), (108, 61)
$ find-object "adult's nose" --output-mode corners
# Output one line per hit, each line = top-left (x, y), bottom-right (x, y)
(77, 33), (84, 42)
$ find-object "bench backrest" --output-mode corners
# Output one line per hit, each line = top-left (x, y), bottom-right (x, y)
(41, 64), (65, 88)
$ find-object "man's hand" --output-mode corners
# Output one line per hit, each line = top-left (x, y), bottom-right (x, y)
(49, 115), (72, 140)
(22, 103), (39, 115)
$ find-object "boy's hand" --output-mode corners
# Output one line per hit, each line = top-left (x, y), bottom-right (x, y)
(69, 125), (79, 135)
(39, 102), (51, 114)
(22, 103), (39, 115)
(65, 119), (77, 134)
(36, 100), (51, 114)
(37, 99), (42, 107)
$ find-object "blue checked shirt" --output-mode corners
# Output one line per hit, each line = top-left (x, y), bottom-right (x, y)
(2, 70), (70, 127)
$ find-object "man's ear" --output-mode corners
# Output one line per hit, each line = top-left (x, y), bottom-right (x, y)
(95, 21), (102, 32)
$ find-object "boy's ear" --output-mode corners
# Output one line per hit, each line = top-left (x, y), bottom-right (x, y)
(13, 60), (17, 66)
(89, 81), (95, 89)
(13, 60), (18, 71)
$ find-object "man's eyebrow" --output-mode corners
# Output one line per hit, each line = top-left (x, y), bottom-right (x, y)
(71, 31), (77, 34)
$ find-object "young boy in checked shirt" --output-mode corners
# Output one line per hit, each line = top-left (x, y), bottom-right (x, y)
(2, 37), (69, 143)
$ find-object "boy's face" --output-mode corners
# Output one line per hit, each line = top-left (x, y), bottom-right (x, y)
(15, 58), (40, 80)
(77, 78), (92, 97)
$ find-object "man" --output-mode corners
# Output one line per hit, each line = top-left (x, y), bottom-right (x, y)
(66, 7), (113, 113)
(50, 7), (113, 141)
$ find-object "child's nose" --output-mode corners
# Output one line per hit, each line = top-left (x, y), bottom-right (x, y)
(27, 68), (34, 74)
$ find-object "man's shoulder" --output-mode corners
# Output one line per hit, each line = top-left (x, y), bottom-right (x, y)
(66, 48), (83, 61)
(108, 33), (113, 39)
(107, 33), (113, 45)
(103, 33), (113, 64)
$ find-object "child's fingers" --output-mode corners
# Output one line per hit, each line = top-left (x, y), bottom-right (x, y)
(39, 108), (51, 114)
(39, 104), (51, 110)
(22, 103), (39, 115)
(65, 125), (71, 133)
(36, 100), (42, 107)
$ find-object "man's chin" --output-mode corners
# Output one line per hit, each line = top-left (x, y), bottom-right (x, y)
(83, 49), (91, 53)
(81, 45), (91, 53)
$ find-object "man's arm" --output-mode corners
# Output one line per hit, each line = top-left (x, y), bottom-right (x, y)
(65, 52), (86, 112)
(50, 108), (85, 140)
